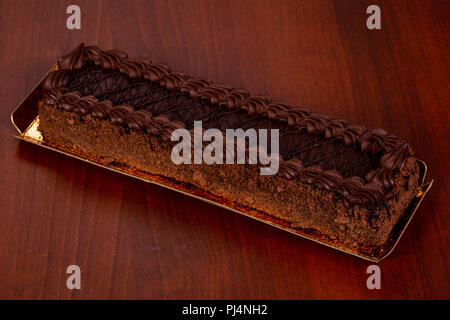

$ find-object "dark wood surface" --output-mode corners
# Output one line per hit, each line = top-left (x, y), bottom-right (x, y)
(0, 0), (448, 299)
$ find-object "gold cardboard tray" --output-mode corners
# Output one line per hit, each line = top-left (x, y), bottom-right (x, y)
(11, 65), (433, 262)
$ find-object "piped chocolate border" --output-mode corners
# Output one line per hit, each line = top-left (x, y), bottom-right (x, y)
(41, 43), (413, 209)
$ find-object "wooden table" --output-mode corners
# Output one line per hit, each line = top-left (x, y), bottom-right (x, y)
(0, 0), (448, 299)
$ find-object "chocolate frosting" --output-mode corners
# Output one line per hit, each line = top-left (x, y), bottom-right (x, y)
(42, 43), (413, 210)
(46, 90), (185, 141)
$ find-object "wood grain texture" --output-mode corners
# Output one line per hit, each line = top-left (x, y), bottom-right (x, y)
(0, 0), (448, 299)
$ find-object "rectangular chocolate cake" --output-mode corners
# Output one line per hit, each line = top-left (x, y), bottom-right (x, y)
(38, 43), (420, 256)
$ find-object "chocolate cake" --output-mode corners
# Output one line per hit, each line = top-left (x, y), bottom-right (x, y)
(38, 43), (420, 256)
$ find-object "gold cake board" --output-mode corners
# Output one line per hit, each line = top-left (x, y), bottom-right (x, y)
(10, 65), (433, 262)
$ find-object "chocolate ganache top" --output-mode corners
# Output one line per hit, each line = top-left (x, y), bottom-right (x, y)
(42, 43), (413, 210)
